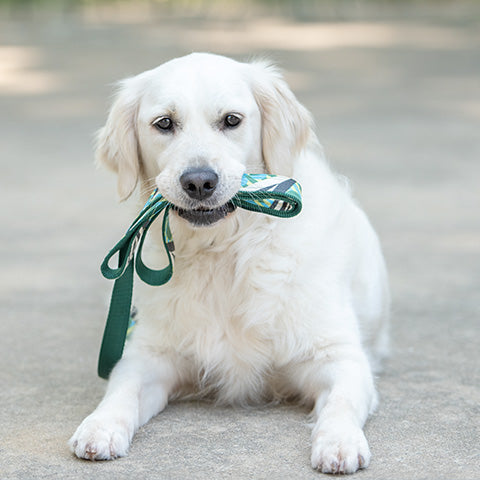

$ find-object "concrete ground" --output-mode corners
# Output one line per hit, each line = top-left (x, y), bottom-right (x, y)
(1, 2), (479, 478)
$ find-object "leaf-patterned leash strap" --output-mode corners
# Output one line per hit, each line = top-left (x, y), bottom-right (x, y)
(98, 173), (302, 378)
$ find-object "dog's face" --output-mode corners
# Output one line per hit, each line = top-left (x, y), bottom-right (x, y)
(96, 53), (312, 227)
(137, 55), (263, 226)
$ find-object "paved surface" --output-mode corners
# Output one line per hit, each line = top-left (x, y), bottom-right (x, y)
(1, 2), (479, 479)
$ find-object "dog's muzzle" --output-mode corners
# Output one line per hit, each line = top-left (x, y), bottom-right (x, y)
(175, 167), (236, 226)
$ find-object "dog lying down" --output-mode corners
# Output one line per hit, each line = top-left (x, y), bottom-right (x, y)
(69, 53), (390, 474)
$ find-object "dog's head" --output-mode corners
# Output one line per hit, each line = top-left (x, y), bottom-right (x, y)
(96, 53), (312, 227)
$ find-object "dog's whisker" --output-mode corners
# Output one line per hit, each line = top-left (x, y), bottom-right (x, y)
(138, 178), (158, 197)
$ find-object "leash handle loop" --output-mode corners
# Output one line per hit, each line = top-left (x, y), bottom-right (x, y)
(135, 205), (174, 286)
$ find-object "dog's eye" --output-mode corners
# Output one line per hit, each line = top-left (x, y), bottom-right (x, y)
(153, 117), (174, 132)
(224, 114), (242, 128)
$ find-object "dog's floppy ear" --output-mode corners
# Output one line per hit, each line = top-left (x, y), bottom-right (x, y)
(95, 76), (143, 201)
(248, 61), (313, 176)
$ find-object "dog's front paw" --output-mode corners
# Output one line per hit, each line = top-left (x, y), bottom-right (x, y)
(311, 424), (371, 474)
(69, 413), (133, 461)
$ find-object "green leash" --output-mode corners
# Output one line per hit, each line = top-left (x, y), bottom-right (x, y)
(97, 173), (302, 379)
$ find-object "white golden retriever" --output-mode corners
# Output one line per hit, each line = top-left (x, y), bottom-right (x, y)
(70, 53), (389, 474)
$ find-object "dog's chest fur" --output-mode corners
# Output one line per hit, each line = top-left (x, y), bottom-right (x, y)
(135, 214), (307, 404)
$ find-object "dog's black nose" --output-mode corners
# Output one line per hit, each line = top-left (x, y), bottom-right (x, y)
(180, 167), (219, 201)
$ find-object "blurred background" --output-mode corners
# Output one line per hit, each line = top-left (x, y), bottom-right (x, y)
(1, 1), (479, 479)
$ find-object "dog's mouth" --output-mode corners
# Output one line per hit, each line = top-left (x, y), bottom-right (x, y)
(172, 202), (237, 226)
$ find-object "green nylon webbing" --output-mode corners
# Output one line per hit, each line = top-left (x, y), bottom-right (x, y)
(97, 173), (302, 379)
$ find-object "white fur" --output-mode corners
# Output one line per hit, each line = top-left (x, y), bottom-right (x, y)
(70, 53), (390, 474)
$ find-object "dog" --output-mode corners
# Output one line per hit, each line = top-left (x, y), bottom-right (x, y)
(69, 53), (390, 474)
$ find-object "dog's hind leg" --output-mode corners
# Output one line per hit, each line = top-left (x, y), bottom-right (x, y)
(69, 352), (179, 460)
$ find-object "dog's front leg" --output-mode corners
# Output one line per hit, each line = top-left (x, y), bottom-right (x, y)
(302, 345), (377, 474)
(69, 352), (178, 460)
